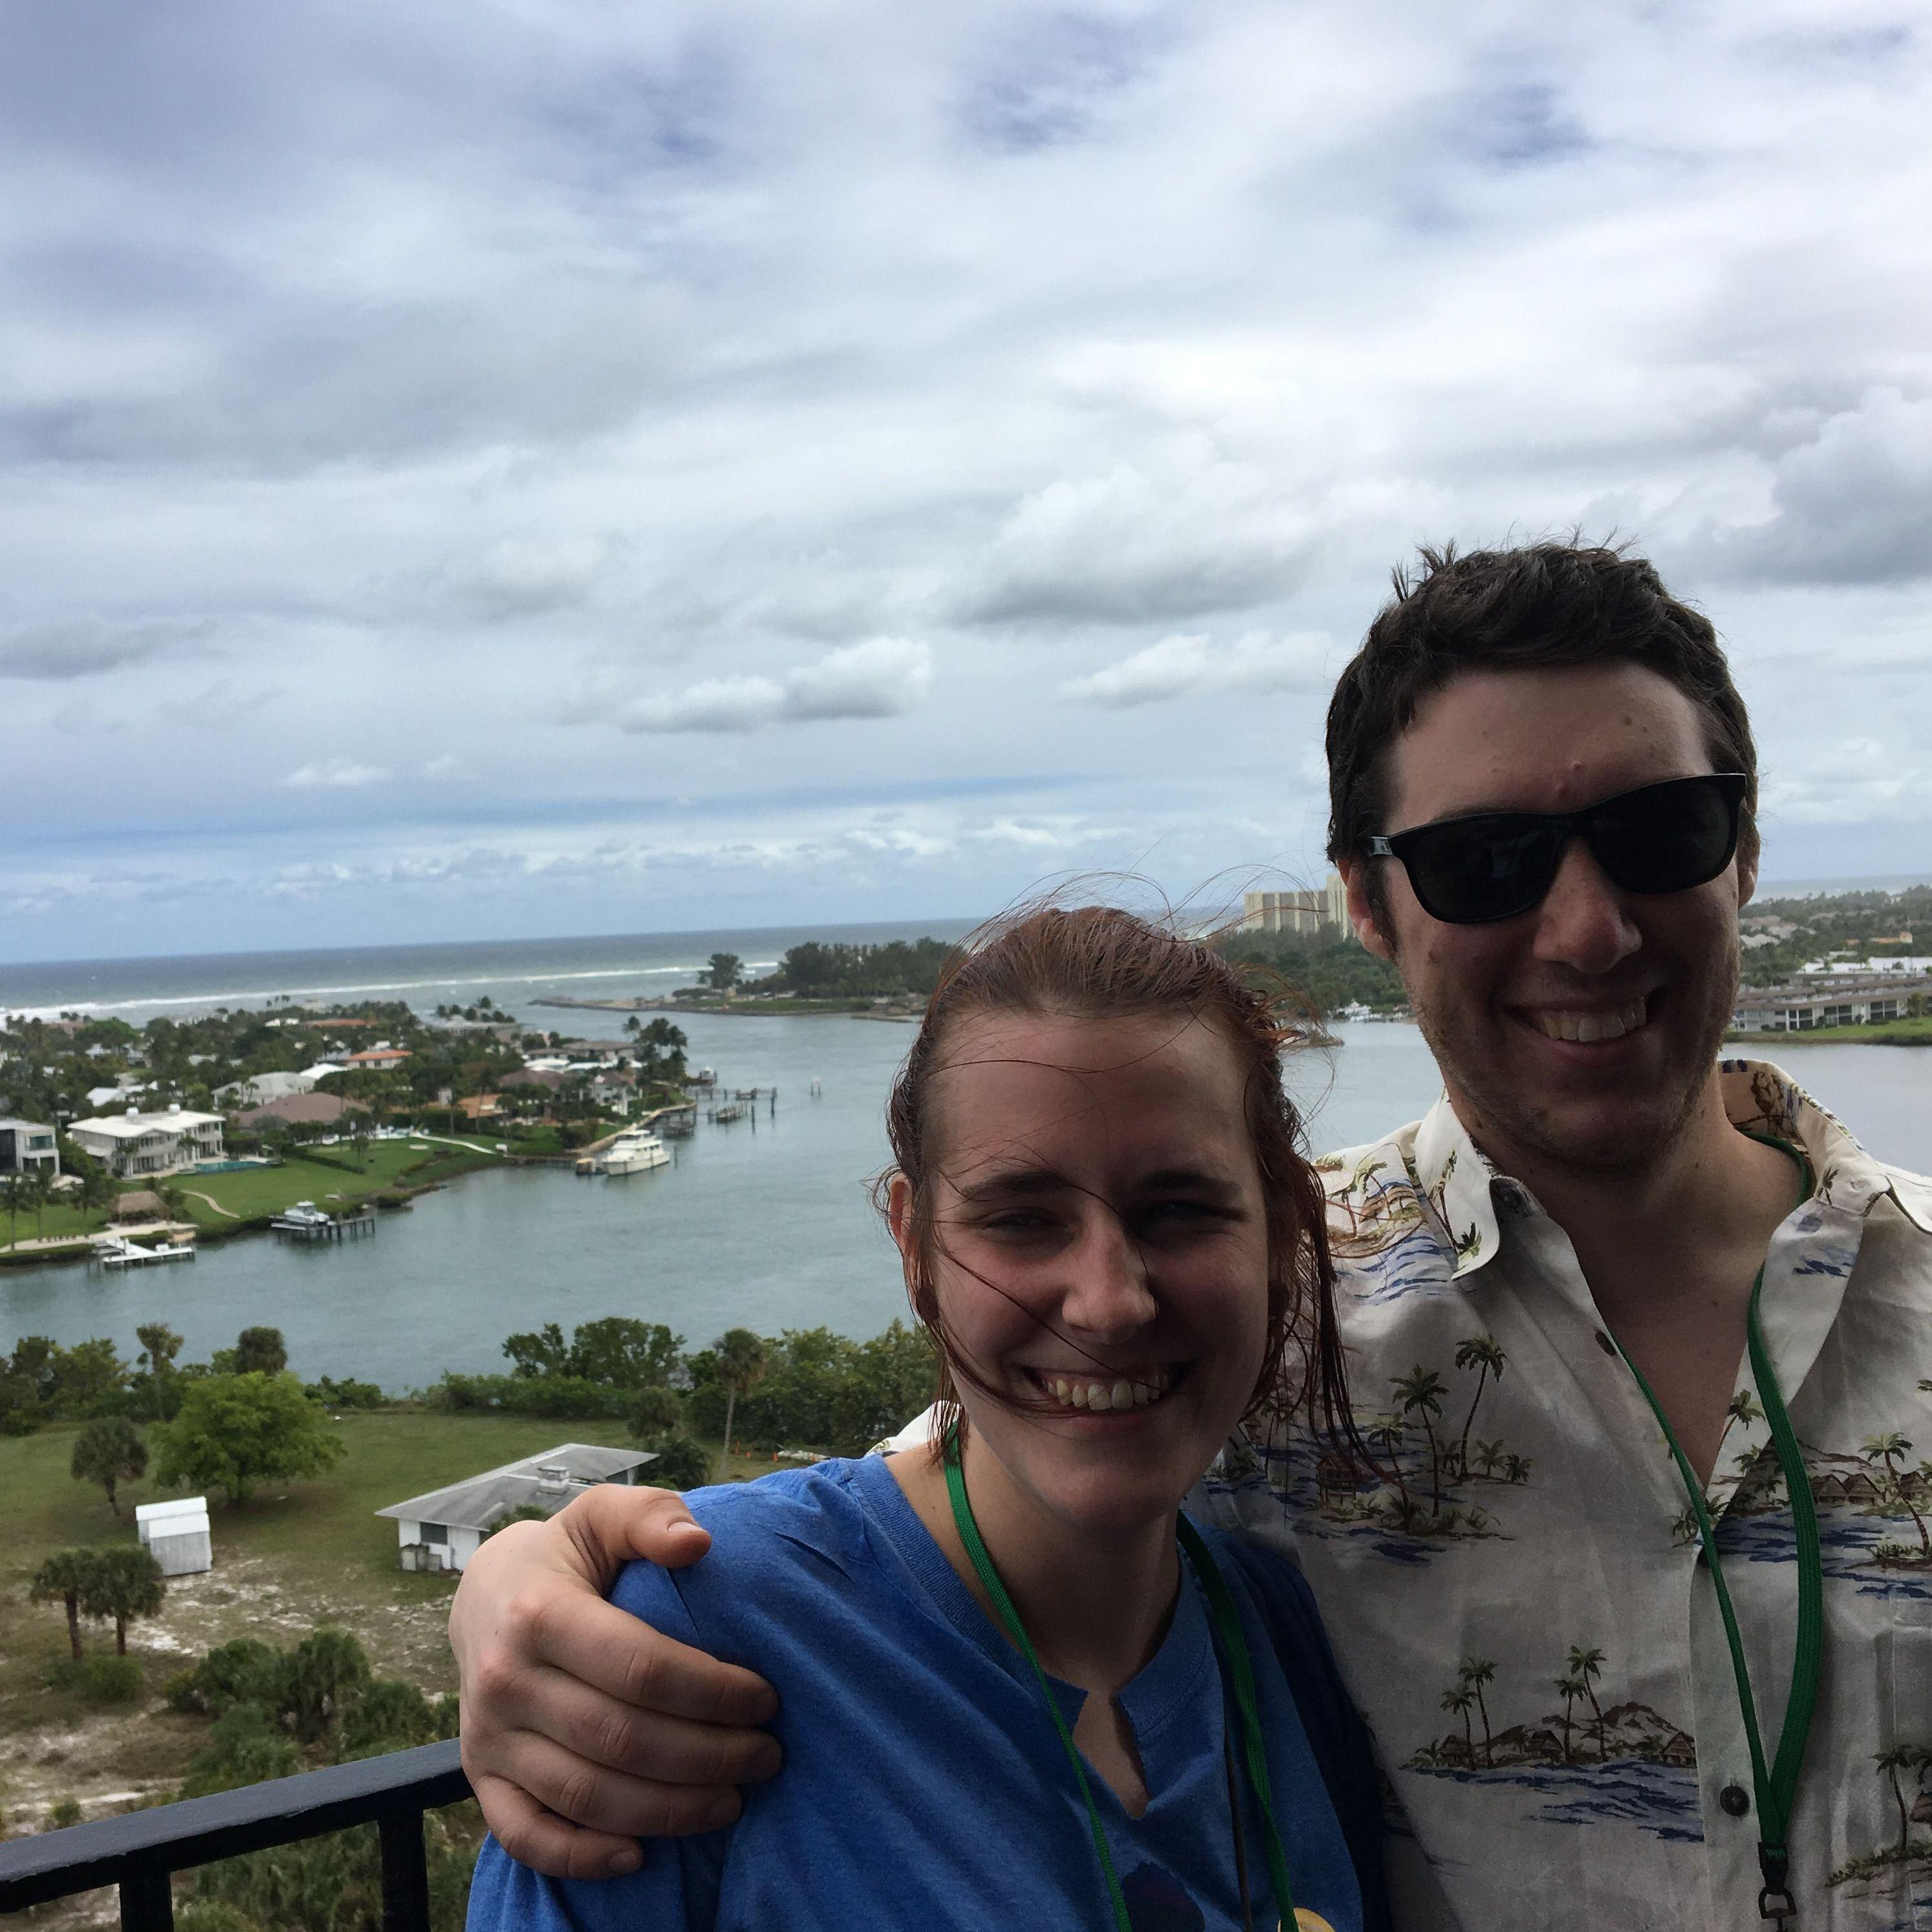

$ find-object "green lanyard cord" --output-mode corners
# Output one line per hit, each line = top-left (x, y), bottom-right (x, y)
(1606, 1134), (1821, 1924)
(942, 1429), (1300, 1931)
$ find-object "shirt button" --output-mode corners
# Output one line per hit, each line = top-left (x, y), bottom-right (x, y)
(1719, 1785), (1751, 1817)
(1594, 1330), (1618, 1357)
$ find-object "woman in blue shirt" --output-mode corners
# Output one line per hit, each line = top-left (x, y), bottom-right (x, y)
(470, 905), (1387, 1932)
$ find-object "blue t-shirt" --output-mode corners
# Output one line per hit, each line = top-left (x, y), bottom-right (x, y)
(468, 1456), (1387, 1932)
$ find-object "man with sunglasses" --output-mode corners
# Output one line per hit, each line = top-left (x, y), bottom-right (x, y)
(448, 543), (1931, 1929)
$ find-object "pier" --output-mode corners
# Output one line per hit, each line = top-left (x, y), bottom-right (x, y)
(90, 1235), (197, 1270)
(271, 1208), (376, 1241)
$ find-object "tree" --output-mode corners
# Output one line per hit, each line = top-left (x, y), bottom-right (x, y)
(136, 1321), (184, 1421)
(87, 1547), (166, 1654)
(706, 953), (742, 993)
(281, 1627), (371, 1742)
(1555, 1675), (1584, 1763)
(1567, 1645), (1608, 1759)
(1458, 1656), (1496, 1766)
(644, 1435), (714, 1490)
(71, 1416), (149, 1517)
(713, 1328), (768, 1477)
(52, 1337), (129, 1415)
(232, 1328), (288, 1378)
(1863, 1433), (1931, 1557)
(627, 1385), (686, 1442)
(1451, 1334), (1506, 1478)
(156, 1373), (347, 1504)
(1440, 1685), (1474, 1757)
(1393, 1365), (1448, 1517)
(32, 1550), (105, 1662)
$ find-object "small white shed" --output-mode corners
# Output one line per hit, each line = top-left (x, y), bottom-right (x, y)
(136, 1495), (212, 1576)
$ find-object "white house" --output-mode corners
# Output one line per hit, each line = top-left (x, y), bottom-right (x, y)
(67, 1106), (226, 1178)
(1732, 975), (1926, 1034)
(136, 1495), (213, 1576)
(213, 1069), (320, 1109)
(376, 1443), (658, 1574)
(0, 1118), (60, 1177)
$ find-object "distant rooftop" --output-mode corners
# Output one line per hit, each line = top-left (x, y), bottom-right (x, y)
(376, 1442), (657, 1534)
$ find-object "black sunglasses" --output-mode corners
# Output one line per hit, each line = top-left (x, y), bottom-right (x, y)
(1368, 773), (1749, 926)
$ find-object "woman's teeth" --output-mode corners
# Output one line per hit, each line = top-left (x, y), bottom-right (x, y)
(1041, 1369), (1173, 1412)
(1534, 995), (1647, 1043)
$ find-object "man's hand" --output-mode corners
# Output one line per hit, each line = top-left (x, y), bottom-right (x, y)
(451, 1482), (782, 1878)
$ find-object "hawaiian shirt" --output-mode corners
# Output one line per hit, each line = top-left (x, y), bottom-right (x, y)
(1201, 1060), (1932, 1932)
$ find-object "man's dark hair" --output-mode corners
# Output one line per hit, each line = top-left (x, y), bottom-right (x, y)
(1325, 541), (1759, 912)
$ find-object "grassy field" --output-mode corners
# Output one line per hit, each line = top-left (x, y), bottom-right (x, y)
(1730, 1015), (1932, 1047)
(0, 1408), (774, 1837)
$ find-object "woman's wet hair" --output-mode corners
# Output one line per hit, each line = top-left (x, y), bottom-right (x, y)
(875, 900), (1352, 1452)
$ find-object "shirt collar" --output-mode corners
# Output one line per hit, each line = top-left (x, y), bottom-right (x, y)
(1404, 1056), (1930, 1281)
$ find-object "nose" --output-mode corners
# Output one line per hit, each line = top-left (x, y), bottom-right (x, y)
(1531, 837), (1643, 977)
(1058, 1210), (1158, 1343)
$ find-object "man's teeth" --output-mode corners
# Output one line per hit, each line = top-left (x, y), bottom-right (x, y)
(1044, 1369), (1173, 1412)
(1534, 995), (1647, 1044)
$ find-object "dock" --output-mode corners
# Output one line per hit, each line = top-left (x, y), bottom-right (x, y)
(270, 1208), (376, 1241)
(90, 1235), (196, 1270)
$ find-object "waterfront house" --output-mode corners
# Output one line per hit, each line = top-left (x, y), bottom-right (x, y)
(344, 1046), (411, 1071)
(0, 1118), (60, 1177)
(1731, 972), (1929, 1034)
(213, 1069), (320, 1108)
(235, 1092), (363, 1131)
(67, 1105), (225, 1178)
(376, 1443), (658, 1574)
(136, 1496), (212, 1577)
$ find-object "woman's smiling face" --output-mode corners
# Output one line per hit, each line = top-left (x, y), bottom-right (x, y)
(895, 1006), (1274, 1537)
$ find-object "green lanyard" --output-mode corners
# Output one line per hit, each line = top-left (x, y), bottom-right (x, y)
(942, 1430), (1301, 1931)
(1605, 1134), (1821, 1927)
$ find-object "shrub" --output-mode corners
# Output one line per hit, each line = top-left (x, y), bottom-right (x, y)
(48, 1797), (82, 1830)
(168, 1637), (285, 1716)
(47, 1654), (143, 1703)
(181, 1703), (303, 1798)
(642, 1433), (713, 1491)
(339, 1678), (435, 1759)
(302, 1376), (385, 1410)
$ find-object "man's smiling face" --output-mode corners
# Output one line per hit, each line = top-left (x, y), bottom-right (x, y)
(1349, 662), (1756, 1177)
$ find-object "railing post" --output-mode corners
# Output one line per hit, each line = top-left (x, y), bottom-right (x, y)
(378, 1807), (431, 1932)
(119, 1865), (174, 1931)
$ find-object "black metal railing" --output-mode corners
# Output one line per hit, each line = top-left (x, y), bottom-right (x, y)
(0, 1738), (470, 1931)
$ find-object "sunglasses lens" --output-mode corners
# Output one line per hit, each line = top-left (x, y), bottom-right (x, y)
(1404, 818), (1561, 924)
(1592, 777), (1741, 893)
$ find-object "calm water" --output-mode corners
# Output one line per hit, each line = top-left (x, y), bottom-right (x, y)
(3, 1019), (1922, 1393)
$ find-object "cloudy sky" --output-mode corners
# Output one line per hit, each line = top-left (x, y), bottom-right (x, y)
(6, 0), (1931, 961)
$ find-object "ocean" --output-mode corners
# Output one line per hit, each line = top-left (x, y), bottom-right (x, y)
(0, 920), (981, 1027)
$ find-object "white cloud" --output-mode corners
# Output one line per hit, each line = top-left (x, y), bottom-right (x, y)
(621, 639), (933, 734)
(284, 759), (391, 789)
(1058, 631), (1330, 707)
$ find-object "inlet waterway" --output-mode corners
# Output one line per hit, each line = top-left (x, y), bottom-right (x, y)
(2, 1015), (1924, 1393)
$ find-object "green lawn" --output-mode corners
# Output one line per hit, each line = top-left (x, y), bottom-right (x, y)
(0, 1408), (766, 1760)
(173, 1141), (499, 1229)
(0, 1197), (115, 1248)
(1730, 1015), (1932, 1047)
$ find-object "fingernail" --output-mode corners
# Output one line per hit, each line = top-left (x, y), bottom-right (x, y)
(607, 1847), (641, 1875)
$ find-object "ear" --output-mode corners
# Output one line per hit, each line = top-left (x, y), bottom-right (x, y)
(1338, 855), (1396, 962)
(886, 1172), (918, 1274)
(1735, 832), (1759, 913)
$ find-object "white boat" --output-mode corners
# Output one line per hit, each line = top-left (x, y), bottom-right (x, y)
(599, 1130), (670, 1176)
(273, 1200), (333, 1230)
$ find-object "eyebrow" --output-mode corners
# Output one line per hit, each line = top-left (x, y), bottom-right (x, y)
(950, 1164), (1241, 1205)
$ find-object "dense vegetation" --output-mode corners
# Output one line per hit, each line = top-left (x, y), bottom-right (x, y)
(752, 937), (958, 1000)
(1739, 883), (1932, 985)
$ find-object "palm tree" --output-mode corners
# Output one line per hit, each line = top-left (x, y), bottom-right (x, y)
(1459, 1658), (1497, 1766)
(1440, 1686), (1475, 1759)
(30, 1550), (103, 1661)
(136, 1321), (184, 1422)
(1471, 1437), (1504, 1480)
(1362, 1411), (1413, 1521)
(1393, 1366), (1448, 1517)
(1451, 1335), (1507, 1479)
(1555, 1675), (1584, 1762)
(1863, 1434), (1931, 1556)
(1726, 1387), (1763, 1431)
(1875, 1744), (1926, 1863)
(1567, 1645), (1608, 1759)
(713, 1328), (768, 1479)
